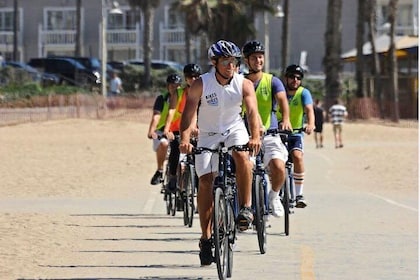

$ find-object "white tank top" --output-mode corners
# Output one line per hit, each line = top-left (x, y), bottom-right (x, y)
(198, 72), (244, 133)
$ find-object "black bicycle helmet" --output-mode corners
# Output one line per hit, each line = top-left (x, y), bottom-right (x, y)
(183, 63), (202, 76)
(285, 64), (304, 78)
(242, 40), (265, 58)
(208, 40), (242, 60)
(166, 73), (182, 84)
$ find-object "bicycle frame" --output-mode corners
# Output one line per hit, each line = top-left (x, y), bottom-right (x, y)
(195, 142), (247, 280)
(251, 148), (269, 254)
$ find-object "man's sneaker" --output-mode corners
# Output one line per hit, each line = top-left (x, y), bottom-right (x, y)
(236, 207), (253, 232)
(269, 193), (284, 217)
(199, 238), (214, 266)
(150, 170), (163, 185)
(295, 195), (307, 208)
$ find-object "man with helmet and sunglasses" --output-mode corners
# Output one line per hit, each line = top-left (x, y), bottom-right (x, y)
(147, 73), (182, 187)
(179, 40), (261, 266)
(242, 40), (292, 217)
(277, 64), (315, 208)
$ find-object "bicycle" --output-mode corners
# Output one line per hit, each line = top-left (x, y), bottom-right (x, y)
(278, 128), (304, 236)
(160, 134), (180, 217)
(250, 148), (269, 254)
(177, 138), (198, 227)
(195, 143), (248, 280)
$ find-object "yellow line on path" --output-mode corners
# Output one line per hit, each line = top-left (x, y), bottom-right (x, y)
(301, 245), (316, 280)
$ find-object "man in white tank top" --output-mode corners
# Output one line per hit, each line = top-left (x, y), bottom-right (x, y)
(179, 40), (261, 266)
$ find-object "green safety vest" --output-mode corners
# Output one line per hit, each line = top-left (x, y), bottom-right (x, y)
(156, 89), (183, 131)
(255, 73), (274, 130)
(277, 86), (305, 129)
(156, 92), (170, 131)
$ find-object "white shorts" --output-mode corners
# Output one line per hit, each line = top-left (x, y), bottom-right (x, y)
(195, 122), (249, 177)
(262, 134), (288, 166)
(152, 131), (168, 152)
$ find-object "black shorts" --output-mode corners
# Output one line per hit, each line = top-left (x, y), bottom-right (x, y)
(314, 123), (323, 133)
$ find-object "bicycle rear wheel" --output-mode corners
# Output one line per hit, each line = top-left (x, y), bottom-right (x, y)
(213, 187), (228, 280)
(253, 174), (267, 254)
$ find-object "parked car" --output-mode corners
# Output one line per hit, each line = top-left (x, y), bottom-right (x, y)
(2, 61), (60, 86)
(28, 57), (101, 88)
(126, 59), (183, 72)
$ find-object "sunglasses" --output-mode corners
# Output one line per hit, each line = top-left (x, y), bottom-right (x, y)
(186, 75), (200, 79)
(287, 75), (302, 81)
(219, 58), (239, 67)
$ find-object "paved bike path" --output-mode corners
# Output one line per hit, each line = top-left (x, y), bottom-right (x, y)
(6, 147), (417, 280)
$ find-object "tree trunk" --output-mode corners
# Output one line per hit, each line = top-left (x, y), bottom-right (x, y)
(184, 19), (191, 63)
(355, 0), (366, 98)
(323, 0), (343, 114)
(281, 0), (290, 72)
(13, 0), (18, 60)
(388, 0), (399, 122)
(368, 0), (384, 118)
(143, 6), (154, 89)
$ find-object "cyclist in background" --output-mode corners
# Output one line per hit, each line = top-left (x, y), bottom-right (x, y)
(277, 64), (315, 208)
(147, 73), (182, 186)
(163, 64), (202, 194)
(242, 40), (292, 217)
(179, 40), (261, 266)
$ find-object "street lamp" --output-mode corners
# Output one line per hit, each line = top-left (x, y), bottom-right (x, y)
(101, 0), (122, 97)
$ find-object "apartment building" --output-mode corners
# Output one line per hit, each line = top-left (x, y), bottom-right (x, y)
(0, 0), (417, 73)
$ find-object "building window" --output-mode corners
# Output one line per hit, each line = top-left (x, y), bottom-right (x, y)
(165, 6), (183, 29)
(46, 8), (76, 31)
(108, 9), (140, 30)
(0, 9), (18, 32)
(378, 3), (414, 35)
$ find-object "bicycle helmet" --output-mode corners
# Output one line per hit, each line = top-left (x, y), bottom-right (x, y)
(285, 64), (304, 78)
(242, 40), (265, 58)
(166, 73), (182, 84)
(208, 40), (242, 60)
(183, 63), (202, 76)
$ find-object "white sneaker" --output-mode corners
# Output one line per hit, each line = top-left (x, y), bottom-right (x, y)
(269, 191), (284, 217)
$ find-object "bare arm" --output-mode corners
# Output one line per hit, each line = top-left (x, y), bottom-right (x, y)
(179, 78), (202, 153)
(304, 103), (315, 134)
(276, 90), (292, 131)
(242, 78), (262, 153)
(147, 111), (161, 138)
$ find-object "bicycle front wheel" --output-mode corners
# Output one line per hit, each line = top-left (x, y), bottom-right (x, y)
(282, 170), (291, 236)
(254, 174), (267, 254)
(213, 187), (228, 280)
(183, 165), (196, 227)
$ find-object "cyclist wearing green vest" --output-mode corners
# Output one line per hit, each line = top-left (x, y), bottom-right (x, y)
(242, 40), (292, 218)
(278, 64), (315, 208)
(147, 73), (182, 185)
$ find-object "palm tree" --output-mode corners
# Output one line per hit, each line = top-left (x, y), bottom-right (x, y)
(323, 0), (343, 113)
(172, 0), (215, 66)
(281, 0), (289, 72)
(355, 0), (366, 99)
(367, 0), (383, 118)
(128, 0), (160, 89)
(173, 0), (273, 65)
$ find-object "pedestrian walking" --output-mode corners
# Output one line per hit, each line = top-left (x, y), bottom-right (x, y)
(328, 99), (348, 148)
